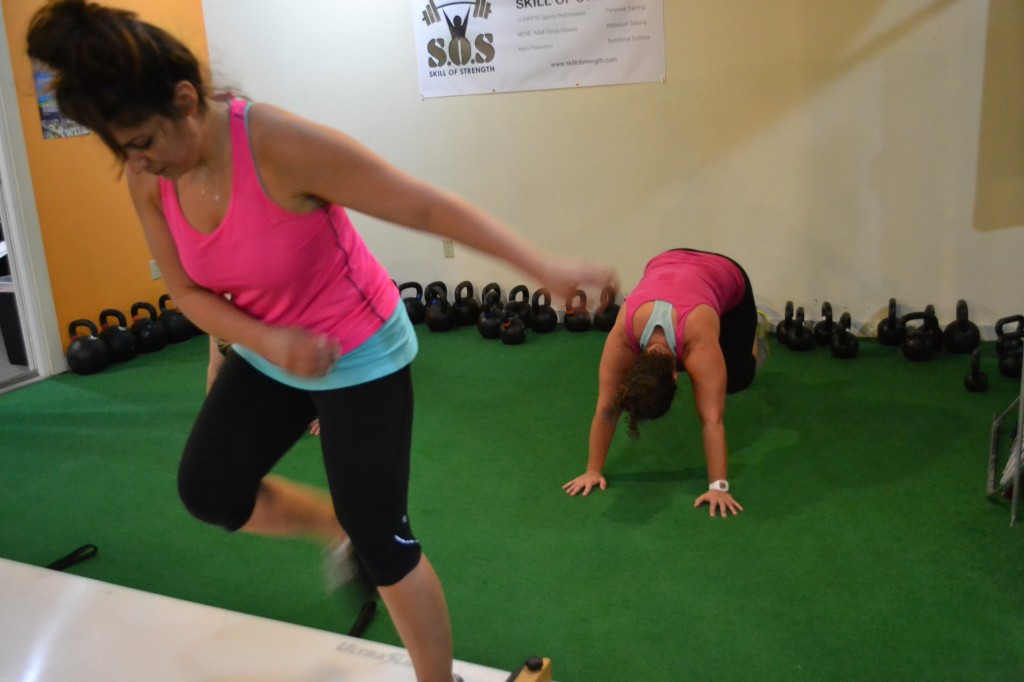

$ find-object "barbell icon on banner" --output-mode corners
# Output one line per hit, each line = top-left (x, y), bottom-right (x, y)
(421, 0), (492, 26)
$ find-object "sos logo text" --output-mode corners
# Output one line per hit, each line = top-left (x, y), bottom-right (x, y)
(420, 1), (496, 76)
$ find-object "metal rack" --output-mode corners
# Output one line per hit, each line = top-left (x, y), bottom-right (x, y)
(987, 368), (1023, 526)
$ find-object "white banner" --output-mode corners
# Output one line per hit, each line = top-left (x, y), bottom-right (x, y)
(411, 1), (665, 99)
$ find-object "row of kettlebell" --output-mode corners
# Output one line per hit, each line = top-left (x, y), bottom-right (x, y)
(397, 280), (621, 342)
(774, 301), (860, 358)
(874, 298), (983, 360)
(777, 298), (986, 361)
(66, 295), (201, 376)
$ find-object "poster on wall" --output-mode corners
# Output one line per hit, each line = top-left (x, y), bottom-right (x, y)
(411, 0), (664, 99)
(32, 65), (90, 139)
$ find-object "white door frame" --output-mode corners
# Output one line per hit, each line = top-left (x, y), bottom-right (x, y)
(0, 14), (66, 384)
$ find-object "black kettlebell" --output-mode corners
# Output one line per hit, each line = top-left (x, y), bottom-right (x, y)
(877, 298), (905, 346)
(66, 319), (110, 375)
(425, 285), (456, 332)
(922, 305), (943, 352)
(943, 300), (980, 354)
(480, 282), (505, 313)
(500, 310), (527, 346)
(131, 302), (168, 353)
(452, 281), (481, 327)
(899, 311), (936, 361)
(964, 348), (988, 392)
(786, 307), (814, 351)
(424, 281), (448, 302)
(830, 312), (859, 359)
(813, 302), (837, 347)
(399, 282), (425, 324)
(564, 290), (591, 332)
(158, 294), (192, 343)
(776, 301), (795, 347)
(507, 285), (536, 328)
(998, 330), (1024, 378)
(98, 308), (137, 363)
(594, 285), (620, 332)
(531, 288), (558, 334)
(477, 289), (505, 340)
(995, 315), (1024, 360)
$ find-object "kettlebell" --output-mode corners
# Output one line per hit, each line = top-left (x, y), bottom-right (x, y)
(477, 289), (505, 340)
(830, 312), (859, 359)
(922, 305), (944, 353)
(131, 302), (168, 353)
(943, 300), (980, 354)
(158, 294), (192, 343)
(500, 310), (527, 346)
(424, 281), (448, 302)
(531, 288), (558, 334)
(66, 319), (110, 375)
(425, 285), (456, 332)
(964, 348), (988, 392)
(776, 301), (795, 347)
(877, 298), (905, 346)
(786, 307), (814, 351)
(899, 311), (936, 361)
(564, 290), (591, 332)
(507, 285), (536, 328)
(98, 308), (138, 363)
(998, 330), (1024, 378)
(995, 315), (1024, 360)
(813, 302), (837, 347)
(594, 285), (620, 332)
(480, 282), (505, 313)
(452, 281), (481, 327)
(399, 282), (425, 324)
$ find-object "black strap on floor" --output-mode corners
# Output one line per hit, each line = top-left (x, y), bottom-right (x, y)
(346, 598), (377, 638)
(46, 544), (98, 572)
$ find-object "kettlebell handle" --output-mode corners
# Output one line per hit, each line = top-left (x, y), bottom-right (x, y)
(131, 302), (158, 320)
(99, 308), (128, 328)
(532, 288), (552, 309)
(567, 289), (588, 310)
(996, 315), (1024, 337)
(454, 281), (475, 302)
(69, 319), (99, 339)
(899, 311), (936, 330)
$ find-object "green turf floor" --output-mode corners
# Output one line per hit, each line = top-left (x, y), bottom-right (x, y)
(1, 326), (1022, 681)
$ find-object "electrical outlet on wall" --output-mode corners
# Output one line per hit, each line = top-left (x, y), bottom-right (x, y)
(149, 260), (161, 280)
(442, 239), (455, 258)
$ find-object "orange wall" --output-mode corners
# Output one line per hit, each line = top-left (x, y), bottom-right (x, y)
(3, 0), (209, 347)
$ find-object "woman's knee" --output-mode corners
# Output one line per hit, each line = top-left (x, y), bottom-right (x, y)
(177, 448), (255, 531)
(339, 511), (422, 587)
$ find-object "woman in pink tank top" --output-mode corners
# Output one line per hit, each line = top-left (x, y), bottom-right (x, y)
(28, 3), (614, 681)
(563, 249), (766, 519)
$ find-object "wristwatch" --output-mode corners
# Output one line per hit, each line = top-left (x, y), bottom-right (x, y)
(708, 479), (729, 492)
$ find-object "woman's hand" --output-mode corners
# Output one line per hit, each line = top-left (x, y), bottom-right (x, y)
(694, 490), (743, 517)
(537, 255), (617, 305)
(260, 327), (341, 377)
(563, 470), (607, 496)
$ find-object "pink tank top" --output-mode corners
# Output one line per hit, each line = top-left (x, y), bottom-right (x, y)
(624, 250), (745, 359)
(158, 99), (397, 352)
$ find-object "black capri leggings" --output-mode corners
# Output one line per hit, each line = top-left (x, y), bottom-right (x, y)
(673, 248), (758, 394)
(178, 352), (421, 587)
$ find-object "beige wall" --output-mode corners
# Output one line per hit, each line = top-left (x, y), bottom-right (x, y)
(203, 0), (1023, 333)
(2, 0), (210, 349)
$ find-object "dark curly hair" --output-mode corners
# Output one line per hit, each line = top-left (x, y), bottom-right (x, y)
(26, 0), (208, 159)
(618, 351), (677, 438)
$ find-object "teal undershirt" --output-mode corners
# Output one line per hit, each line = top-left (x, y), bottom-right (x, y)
(638, 300), (678, 356)
(232, 304), (418, 390)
